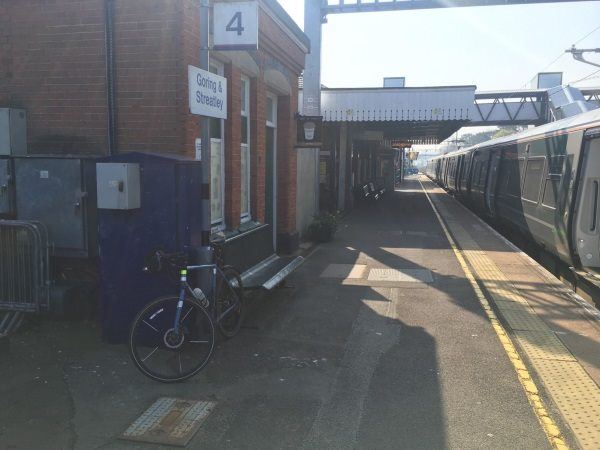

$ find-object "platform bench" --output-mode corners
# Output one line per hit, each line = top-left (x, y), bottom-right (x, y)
(219, 224), (304, 290)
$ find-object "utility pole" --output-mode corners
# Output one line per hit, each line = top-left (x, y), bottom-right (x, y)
(304, 0), (325, 215)
(198, 0), (213, 290)
(566, 46), (600, 68)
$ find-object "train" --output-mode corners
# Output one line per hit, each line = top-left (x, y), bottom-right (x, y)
(425, 108), (600, 281)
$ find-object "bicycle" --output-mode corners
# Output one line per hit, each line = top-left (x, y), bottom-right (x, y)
(128, 243), (244, 383)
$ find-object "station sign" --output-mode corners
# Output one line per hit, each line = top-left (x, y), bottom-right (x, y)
(188, 65), (227, 119)
(213, 1), (259, 51)
(391, 140), (412, 149)
(296, 115), (323, 148)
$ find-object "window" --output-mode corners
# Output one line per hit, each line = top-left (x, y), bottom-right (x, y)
(267, 96), (276, 126)
(504, 159), (522, 197)
(478, 159), (487, 185)
(473, 161), (482, 186)
(522, 157), (545, 203)
(542, 155), (566, 208)
(210, 62), (225, 228)
(240, 76), (251, 221)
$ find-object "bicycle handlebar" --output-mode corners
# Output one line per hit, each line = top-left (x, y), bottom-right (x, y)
(143, 250), (188, 274)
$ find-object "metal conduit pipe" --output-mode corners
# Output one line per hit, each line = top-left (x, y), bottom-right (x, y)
(104, 0), (117, 155)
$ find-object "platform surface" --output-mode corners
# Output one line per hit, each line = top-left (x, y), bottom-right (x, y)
(420, 175), (600, 450)
(1, 176), (599, 449)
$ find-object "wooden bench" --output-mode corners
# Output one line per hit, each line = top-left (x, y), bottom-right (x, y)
(218, 224), (304, 290)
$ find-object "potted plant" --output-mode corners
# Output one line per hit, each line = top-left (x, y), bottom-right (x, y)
(307, 212), (338, 243)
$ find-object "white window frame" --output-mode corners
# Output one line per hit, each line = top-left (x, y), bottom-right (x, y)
(210, 60), (226, 231)
(240, 75), (251, 223)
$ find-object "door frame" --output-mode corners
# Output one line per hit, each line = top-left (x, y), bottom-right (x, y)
(266, 92), (278, 249)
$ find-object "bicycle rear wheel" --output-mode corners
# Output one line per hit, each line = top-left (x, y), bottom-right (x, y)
(216, 266), (245, 339)
(129, 296), (215, 383)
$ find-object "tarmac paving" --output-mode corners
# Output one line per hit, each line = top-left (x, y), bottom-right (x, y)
(3, 176), (597, 449)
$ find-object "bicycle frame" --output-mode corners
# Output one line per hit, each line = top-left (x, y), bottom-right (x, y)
(172, 263), (240, 334)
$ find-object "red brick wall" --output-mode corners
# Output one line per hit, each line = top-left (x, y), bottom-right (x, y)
(0, 0), (108, 153)
(1, 0), (306, 242)
(276, 91), (298, 235)
(180, 0), (202, 159)
(250, 76), (266, 223)
(113, 0), (183, 154)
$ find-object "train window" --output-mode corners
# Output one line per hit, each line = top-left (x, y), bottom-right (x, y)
(542, 155), (565, 208)
(522, 157), (545, 202)
(548, 155), (566, 176)
(542, 178), (559, 208)
(505, 159), (521, 197)
(591, 181), (599, 232)
(473, 161), (481, 186)
(478, 160), (487, 185)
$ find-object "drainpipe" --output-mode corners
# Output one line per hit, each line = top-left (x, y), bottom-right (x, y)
(104, 0), (117, 155)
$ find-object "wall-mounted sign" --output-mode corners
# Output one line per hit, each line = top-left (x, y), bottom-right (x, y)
(390, 140), (412, 149)
(188, 65), (227, 119)
(214, 1), (259, 51)
(296, 115), (323, 148)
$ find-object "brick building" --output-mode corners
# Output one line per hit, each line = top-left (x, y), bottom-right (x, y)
(0, 0), (310, 253)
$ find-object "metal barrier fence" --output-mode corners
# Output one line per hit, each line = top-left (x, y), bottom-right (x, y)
(0, 220), (50, 312)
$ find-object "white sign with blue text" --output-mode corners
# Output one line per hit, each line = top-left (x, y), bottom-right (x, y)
(188, 65), (227, 119)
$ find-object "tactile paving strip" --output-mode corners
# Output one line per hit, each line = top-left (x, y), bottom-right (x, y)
(496, 309), (549, 332)
(493, 300), (533, 311)
(122, 397), (215, 446)
(533, 360), (600, 449)
(427, 185), (600, 449)
(513, 330), (576, 362)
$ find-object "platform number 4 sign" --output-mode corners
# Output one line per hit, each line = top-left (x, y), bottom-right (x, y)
(214, 1), (258, 51)
(226, 12), (244, 36)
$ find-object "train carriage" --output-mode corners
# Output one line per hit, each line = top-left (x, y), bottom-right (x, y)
(426, 108), (600, 279)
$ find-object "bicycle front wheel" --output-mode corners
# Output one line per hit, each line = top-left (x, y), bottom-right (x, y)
(129, 296), (215, 383)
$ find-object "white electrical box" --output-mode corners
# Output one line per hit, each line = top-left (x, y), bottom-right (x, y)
(96, 163), (141, 210)
(0, 108), (27, 156)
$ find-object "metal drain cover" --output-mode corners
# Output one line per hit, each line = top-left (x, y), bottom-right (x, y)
(368, 268), (433, 283)
(122, 397), (216, 446)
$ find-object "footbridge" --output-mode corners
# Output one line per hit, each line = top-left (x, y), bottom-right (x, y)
(472, 86), (600, 126)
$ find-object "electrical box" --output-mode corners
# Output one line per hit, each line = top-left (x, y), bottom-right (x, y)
(0, 109), (27, 156)
(14, 156), (97, 258)
(96, 163), (141, 210)
(0, 158), (14, 215)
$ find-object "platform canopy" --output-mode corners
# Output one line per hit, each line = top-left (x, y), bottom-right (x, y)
(301, 85), (477, 144)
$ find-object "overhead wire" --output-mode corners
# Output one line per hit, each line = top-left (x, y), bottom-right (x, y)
(521, 24), (600, 88)
(568, 68), (600, 85)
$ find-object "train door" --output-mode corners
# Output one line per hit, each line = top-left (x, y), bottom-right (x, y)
(574, 136), (600, 270)
(485, 150), (501, 216)
(456, 155), (465, 193)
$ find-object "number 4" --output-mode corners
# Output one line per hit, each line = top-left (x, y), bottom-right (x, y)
(226, 12), (244, 36)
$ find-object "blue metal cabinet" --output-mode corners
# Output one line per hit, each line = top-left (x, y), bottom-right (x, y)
(96, 152), (204, 343)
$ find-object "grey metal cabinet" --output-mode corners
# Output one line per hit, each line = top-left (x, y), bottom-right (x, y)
(14, 157), (97, 257)
(0, 158), (14, 215)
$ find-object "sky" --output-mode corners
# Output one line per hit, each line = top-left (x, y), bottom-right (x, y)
(277, 1), (600, 91)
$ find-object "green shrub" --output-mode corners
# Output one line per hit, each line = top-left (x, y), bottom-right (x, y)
(307, 212), (338, 243)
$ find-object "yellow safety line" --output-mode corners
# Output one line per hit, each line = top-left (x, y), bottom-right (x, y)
(418, 178), (569, 450)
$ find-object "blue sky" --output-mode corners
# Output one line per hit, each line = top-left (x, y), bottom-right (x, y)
(278, 1), (600, 91)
